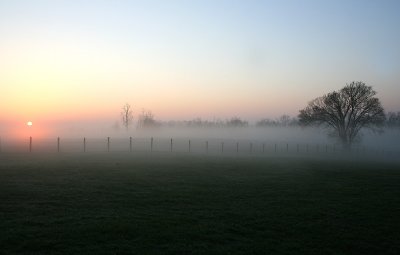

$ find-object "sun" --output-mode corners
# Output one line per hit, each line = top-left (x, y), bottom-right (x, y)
(27, 121), (33, 126)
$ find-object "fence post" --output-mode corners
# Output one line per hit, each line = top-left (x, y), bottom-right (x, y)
(57, 137), (60, 152)
(83, 137), (86, 152)
(0, 136), (2, 153)
(130, 137), (132, 152)
(29, 136), (32, 152)
(151, 137), (153, 152)
(189, 140), (191, 153)
(170, 138), (173, 152)
(107, 137), (110, 152)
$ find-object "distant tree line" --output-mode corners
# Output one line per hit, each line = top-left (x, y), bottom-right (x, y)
(162, 117), (249, 128)
(256, 115), (299, 127)
(121, 101), (399, 134)
(386, 112), (400, 128)
(148, 115), (300, 128)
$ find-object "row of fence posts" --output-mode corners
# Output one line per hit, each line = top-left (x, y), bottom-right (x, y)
(9, 136), (348, 154)
(3, 136), (392, 155)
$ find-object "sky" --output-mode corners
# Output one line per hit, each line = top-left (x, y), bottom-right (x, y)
(1, 0), (400, 135)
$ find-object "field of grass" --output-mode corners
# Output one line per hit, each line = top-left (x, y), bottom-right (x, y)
(0, 152), (399, 254)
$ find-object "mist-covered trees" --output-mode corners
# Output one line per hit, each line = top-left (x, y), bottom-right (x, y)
(164, 117), (249, 128)
(299, 81), (386, 148)
(226, 117), (248, 127)
(137, 109), (158, 128)
(387, 112), (400, 128)
(256, 115), (298, 127)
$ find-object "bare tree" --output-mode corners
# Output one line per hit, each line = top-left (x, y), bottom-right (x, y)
(121, 103), (134, 130)
(299, 81), (385, 148)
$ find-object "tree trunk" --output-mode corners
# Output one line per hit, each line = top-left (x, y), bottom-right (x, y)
(340, 134), (351, 151)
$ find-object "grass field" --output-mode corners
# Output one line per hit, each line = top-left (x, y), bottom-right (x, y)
(0, 152), (399, 254)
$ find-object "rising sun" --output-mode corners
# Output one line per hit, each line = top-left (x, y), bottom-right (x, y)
(27, 121), (33, 126)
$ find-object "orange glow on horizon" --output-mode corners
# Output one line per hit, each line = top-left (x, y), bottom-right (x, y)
(5, 121), (51, 140)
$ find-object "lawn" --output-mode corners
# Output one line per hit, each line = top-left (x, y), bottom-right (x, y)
(0, 152), (399, 254)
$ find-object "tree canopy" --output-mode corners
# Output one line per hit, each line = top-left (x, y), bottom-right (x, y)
(299, 81), (386, 148)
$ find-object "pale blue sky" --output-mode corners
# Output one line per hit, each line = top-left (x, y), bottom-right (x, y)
(1, 0), (399, 123)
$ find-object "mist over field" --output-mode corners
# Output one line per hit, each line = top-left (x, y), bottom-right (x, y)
(1, 123), (399, 162)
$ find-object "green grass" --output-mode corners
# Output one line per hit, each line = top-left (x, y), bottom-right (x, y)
(0, 152), (399, 254)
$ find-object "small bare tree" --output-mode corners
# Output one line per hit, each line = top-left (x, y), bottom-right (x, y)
(299, 81), (385, 148)
(121, 103), (134, 130)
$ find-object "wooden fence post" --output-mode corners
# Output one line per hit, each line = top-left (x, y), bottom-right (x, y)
(83, 137), (86, 152)
(130, 137), (132, 152)
(189, 140), (191, 153)
(170, 138), (173, 152)
(151, 137), (153, 152)
(107, 137), (110, 152)
(57, 137), (60, 152)
(29, 136), (32, 152)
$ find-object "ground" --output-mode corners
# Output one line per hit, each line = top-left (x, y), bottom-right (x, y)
(0, 152), (399, 254)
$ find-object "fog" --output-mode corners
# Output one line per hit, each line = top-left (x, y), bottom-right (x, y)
(1, 124), (399, 162)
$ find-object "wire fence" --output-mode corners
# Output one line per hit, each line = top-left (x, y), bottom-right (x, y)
(0, 136), (398, 160)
